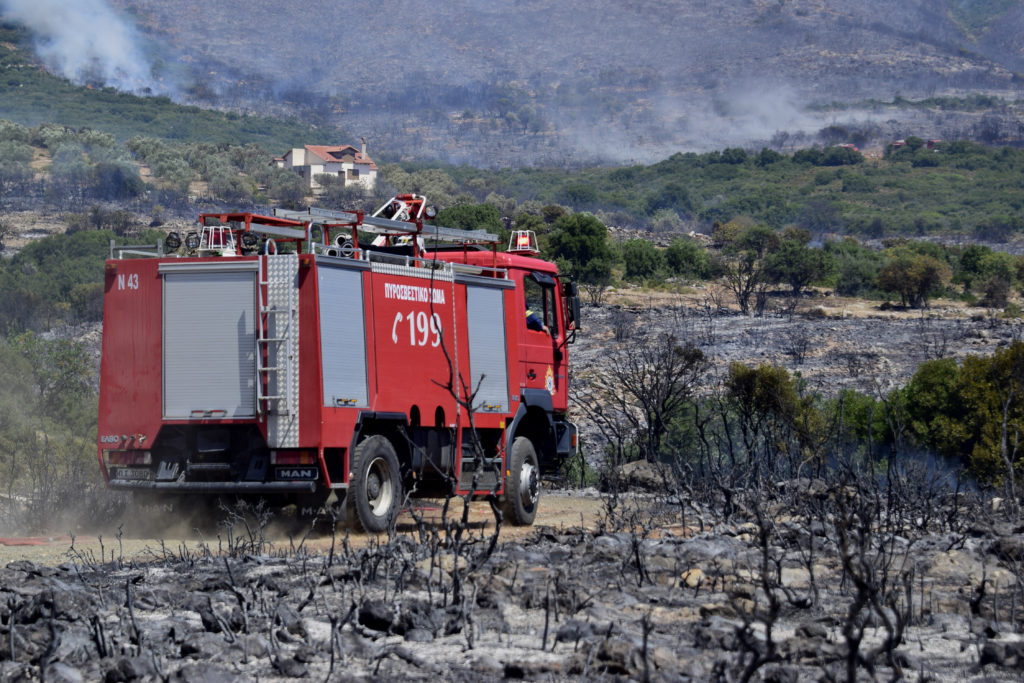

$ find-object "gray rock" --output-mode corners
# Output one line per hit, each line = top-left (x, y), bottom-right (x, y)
(293, 644), (317, 663)
(680, 534), (747, 564)
(273, 655), (308, 678)
(981, 640), (1024, 670)
(45, 663), (84, 683)
(796, 622), (828, 639)
(616, 460), (671, 492)
(471, 653), (502, 675)
(762, 664), (800, 683)
(556, 619), (595, 643)
(400, 599), (444, 635)
(180, 632), (225, 659)
(991, 535), (1024, 563)
(275, 603), (307, 637)
(105, 657), (157, 683)
(404, 627), (434, 642)
(358, 599), (395, 632)
(170, 663), (237, 683)
(233, 633), (272, 658)
(694, 616), (740, 651)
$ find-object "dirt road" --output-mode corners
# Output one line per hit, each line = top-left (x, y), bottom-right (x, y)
(0, 489), (608, 567)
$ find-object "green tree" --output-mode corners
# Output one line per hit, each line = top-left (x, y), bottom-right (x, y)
(384, 166), (459, 207)
(765, 238), (831, 296)
(0, 139), (34, 200)
(724, 363), (824, 472)
(876, 249), (952, 308)
(956, 343), (1024, 488)
(208, 171), (255, 204)
(90, 161), (145, 200)
(904, 358), (968, 459)
(265, 167), (307, 208)
(621, 238), (663, 281)
(547, 213), (612, 282)
(665, 237), (711, 280)
(644, 181), (692, 215)
(825, 238), (883, 296)
(435, 203), (503, 234)
(903, 342), (1024, 490)
(0, 119), (31, 144)
(9, 332), (93, 424)
(513, 212), (546, 234)
(755, 147), (783, 166)
(735, 224), (780, 258)
(956, 244), (993, 292)
(820, 146), (864, 166)
(975, 251), (1017, 308)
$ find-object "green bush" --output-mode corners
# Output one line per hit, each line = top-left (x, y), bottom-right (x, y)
(665, 237), (712, 279)
(621, 238), (663, 281)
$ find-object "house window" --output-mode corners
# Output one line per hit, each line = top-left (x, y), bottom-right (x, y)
(346, 168), (360, 180)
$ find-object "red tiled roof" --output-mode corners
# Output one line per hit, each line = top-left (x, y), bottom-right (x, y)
(302, 144), (377, 170)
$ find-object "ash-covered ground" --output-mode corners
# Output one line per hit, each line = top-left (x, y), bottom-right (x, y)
(1, 483), (1023, 681)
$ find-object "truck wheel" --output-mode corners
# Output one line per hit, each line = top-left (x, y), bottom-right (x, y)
(350, 435), (402, 532)
(502, 437), (539, 525)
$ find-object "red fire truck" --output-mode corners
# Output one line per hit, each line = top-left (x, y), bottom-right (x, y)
(97, 195), (579, 531)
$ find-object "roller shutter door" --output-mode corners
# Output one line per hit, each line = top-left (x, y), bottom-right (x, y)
(466, 286), (509, 413)
(318, 265), (369, 407)
(163, 267), (257, 418)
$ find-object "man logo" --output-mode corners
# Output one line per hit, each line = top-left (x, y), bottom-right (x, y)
(276, 467), (318, 480)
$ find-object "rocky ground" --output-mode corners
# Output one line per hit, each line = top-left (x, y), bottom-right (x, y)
(1, 482), (1023, 681)
(576, 288), (1021, 396)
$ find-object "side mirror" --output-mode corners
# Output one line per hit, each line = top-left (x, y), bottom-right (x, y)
(570, 296), (581, 333)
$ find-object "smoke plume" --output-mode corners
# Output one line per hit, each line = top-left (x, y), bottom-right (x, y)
(0, 0), (175, 94)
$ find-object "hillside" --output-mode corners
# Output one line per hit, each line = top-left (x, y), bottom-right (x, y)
(1, 1), (1023, 166)
(0, 23), (343, 149)
(105, 0), (1024, 164)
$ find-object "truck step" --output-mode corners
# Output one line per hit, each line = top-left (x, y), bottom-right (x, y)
(460, 457), (502, 472)
(458, 471), (500, 490)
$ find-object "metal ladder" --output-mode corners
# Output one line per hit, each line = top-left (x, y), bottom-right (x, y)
(256, 256), (296, 417)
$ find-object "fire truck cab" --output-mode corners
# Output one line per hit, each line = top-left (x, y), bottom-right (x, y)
(97, 195), (579, 532)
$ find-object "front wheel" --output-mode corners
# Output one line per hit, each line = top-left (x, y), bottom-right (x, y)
(502, 436), (539, 525)
(349, 435), (402, 533)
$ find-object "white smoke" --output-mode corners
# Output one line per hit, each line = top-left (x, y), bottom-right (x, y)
(671, 81), (826, 152)
(0, 0), (173, 94)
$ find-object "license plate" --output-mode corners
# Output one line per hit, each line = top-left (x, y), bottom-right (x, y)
(275, 466), (318, 481)
(113, 467), (153, 481)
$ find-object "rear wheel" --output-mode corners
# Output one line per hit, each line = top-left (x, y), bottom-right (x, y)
(502, 436), (539, 525)
(349, 435), (402, 532)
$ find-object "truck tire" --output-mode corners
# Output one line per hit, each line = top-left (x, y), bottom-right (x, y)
(502, 436), (539, 525)
(350, 435), (402, 532)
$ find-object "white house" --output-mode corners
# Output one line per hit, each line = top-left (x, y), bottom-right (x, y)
(275, 140), (378, 192)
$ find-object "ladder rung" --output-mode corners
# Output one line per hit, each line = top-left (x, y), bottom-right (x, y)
(258, 337), (286, 343)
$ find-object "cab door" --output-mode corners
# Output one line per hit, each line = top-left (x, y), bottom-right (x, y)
(519, 271), (565, 403)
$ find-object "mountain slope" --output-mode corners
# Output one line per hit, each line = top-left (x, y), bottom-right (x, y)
(5, 0), (1024, 164)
